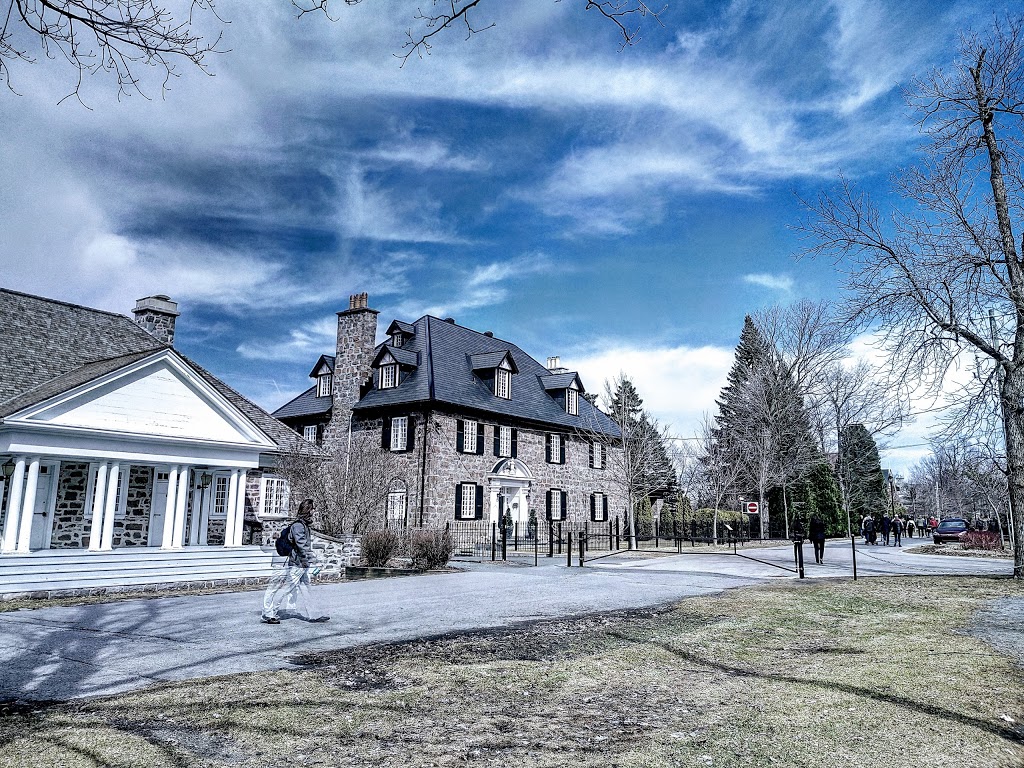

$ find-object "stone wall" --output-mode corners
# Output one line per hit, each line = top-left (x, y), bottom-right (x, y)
(310, 532), (361, 574)
(51, 462), (90, 548)
(112, 466), (153, 547)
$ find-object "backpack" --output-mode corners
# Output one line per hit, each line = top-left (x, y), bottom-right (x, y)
(275, 522), (295, 557)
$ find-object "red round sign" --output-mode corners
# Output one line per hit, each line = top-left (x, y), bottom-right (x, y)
(745, 501), (759, 514)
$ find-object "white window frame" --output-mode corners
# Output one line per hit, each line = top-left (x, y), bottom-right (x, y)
(462, 419), (478, 454)
(387, 489), (407, 524)
(495, 367), (512, 399)
(212, 475), (231, 519)
(317, 373), (333, 398)
(380, 363), (398, 389)
(390, 416), (409, 451)
(260, 476), (290, 519)
(549, 433), (562, 464)
(593, 491), (605, 521)
(392, 332), (404, 347)
(551, 489), (563, 520)
(566, 385), (579, 415)
(303, 425), (318, 443)
(593, 441), (604, 469)
(460, 483), (477, 519)
(499, 425), (512, 458)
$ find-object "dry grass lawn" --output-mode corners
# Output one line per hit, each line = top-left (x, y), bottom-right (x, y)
(0, 577), (1021, 768)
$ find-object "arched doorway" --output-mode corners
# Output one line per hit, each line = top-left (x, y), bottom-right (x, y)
(487, 458), (533, 529)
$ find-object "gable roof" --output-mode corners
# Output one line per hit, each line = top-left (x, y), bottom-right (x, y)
(352, 316), (620, 437)
(307, 354), (336, 378)
(386, 320), (416, 336)
(468, 350), (519, 374)
(0, 288), (301, 451)
(371, 345), (419, 369)
(540, 372), (583, 391)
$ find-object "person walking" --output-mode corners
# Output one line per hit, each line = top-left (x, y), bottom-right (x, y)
(906, 517), (915, 538)
(881, 513), (892, 545)
(262, 499), (330, 624)
(892, 515), (903, 547)
(808, 513), (826, 564)
(863, 514), (875, 545)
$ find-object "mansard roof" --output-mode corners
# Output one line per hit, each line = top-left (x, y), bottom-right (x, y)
(0, 288), (302, 451)
(352, 315), (620, 437)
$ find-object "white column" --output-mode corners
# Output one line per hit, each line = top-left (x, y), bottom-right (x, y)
(99, 462), (120, 551)
(15, 457), (41, 553)
(187, 479), (203, 546)
(161, 465), (179, 549)
(198, 477), (211, 546)
(171, 466), (190, 548)
(229, 471), (248, 547)
(88, 462), (109, 552)
(224, 470), (239, 547)
(1, 457), (27, 553)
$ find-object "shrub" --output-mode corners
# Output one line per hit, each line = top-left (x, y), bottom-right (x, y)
(361, 529), (401, 567)
(409, 528), (453, 571)
(959, 531), (1003, 551)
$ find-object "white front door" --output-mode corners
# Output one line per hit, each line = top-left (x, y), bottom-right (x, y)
(28, 463), (57, 550)
(148, 471), (169, 546)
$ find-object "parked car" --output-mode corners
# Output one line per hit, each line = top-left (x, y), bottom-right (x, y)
(932, 518), (970, 544)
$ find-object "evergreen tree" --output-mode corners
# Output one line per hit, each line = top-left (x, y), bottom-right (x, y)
(609, 378), (644, 425)
(838, 424), (888, 523)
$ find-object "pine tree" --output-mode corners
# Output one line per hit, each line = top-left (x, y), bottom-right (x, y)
(839, 424), (888, 524)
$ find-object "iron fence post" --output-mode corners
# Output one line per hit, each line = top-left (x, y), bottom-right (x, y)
(491, 522), (496, 561)
(615, 516), (620, 550)
(501, 520), (507, 561)
(566, 528), (572, 567)
(558, 522), (563, 555)
(534, 525), (538, 566)
(579, 531), (585, 566)
(548, 520), (554, 558)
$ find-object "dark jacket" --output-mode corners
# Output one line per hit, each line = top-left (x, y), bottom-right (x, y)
(808, 515), (826, 541)
(287, 520), (314, 568)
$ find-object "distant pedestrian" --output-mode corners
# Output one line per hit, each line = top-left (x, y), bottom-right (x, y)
(892, 515), (903, 547)
(881, 513), (892, 545)
(863, 515), (875, 545)
(809, 513), (826, 564)
(262, 499), (330, 625)
(906, 518), (915, 538)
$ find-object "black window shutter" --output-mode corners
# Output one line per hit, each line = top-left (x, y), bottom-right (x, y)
(545, 433), (551, 463)
(561, 491), (568, 520)
(546, 490), (552, 520)
(382, 418), (392, 450)
(511, 429), (518, 458)
(602, 495), (609, 520)
(406, 417), (415, 452)
(454, 483), (463, 518)
(476, 422), (485, 455)
(475, 484), (484, 519)
(559, 436), (565, 464)
(590, 493), (596, 521)
(456, 420), (464, 453)
(493, 426), (500, 457)
(589, 442), (594, 468)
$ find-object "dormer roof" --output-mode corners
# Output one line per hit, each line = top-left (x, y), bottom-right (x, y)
(307, 354), (336, 379)
(540, 372), (584, 392)
(371, 345), (419, 369)
(386, 320), (416, 337)
(468, 350), (519, 374)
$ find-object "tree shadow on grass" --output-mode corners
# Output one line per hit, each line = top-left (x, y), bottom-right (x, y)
(609, 631), (1024, 745)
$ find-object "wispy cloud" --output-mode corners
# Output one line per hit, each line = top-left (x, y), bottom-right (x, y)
(743, 273), (794, 292)
(236, 316), (337, 362)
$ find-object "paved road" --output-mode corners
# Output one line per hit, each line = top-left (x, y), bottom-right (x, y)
(0, 542), (1011, 704)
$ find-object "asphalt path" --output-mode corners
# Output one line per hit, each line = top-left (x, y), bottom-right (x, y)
(0, 541), (1012, 704)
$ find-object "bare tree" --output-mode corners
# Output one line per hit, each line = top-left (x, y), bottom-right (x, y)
(799, 16), (1024, 577)
(276, 432), (407, 535)
(683, 413), (743, 543)
(754, 299), (849, 400)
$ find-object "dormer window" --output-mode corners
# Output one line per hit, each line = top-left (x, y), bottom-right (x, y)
(380, 363), (398, 389)
(392, 332), (404, 348)
(566, 384), (579, 415)
(317, 374), (333, 398)
(495, 360), (512, 399)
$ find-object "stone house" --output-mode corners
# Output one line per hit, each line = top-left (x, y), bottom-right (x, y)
(0, 288), (302, 560)
(273, 293), (624, 529)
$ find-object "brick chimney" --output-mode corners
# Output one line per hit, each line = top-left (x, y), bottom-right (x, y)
(330, 292), (379, 434)
(133, 295), (179, 345)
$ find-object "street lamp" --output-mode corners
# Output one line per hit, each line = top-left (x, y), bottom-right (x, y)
(1, 459), (14, 481)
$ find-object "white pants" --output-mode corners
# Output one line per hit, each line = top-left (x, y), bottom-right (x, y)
(262, 564), (322, 619)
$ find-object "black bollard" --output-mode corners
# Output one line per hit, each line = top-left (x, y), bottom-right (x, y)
(579, 531), (585, 566)
(491, 522), (496, 561)
(567, 529), (572, 567)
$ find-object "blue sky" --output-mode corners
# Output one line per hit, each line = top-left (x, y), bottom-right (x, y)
(0, 0), (1001, 472)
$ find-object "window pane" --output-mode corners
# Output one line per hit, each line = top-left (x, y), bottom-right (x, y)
(460, 483), (476, 518)
(499, 426), (511, 457)
(214, 477), (230, 518)
(463, 420), (477, 453)
(303, 425), (318, 442)
(391, 416), (408, 451)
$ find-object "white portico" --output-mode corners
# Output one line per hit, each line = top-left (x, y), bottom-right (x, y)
(487, 458), (534, 527)
(0, 349), (279, 554)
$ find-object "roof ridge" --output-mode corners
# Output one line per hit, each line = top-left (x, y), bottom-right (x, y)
(0, 287), (141, 323)
(425, 315), (435, 400)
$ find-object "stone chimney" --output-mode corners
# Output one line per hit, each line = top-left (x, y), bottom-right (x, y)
(329, 292), (379, 435)
(133, 295), (180, 346)
(546, 356), (568, 373)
